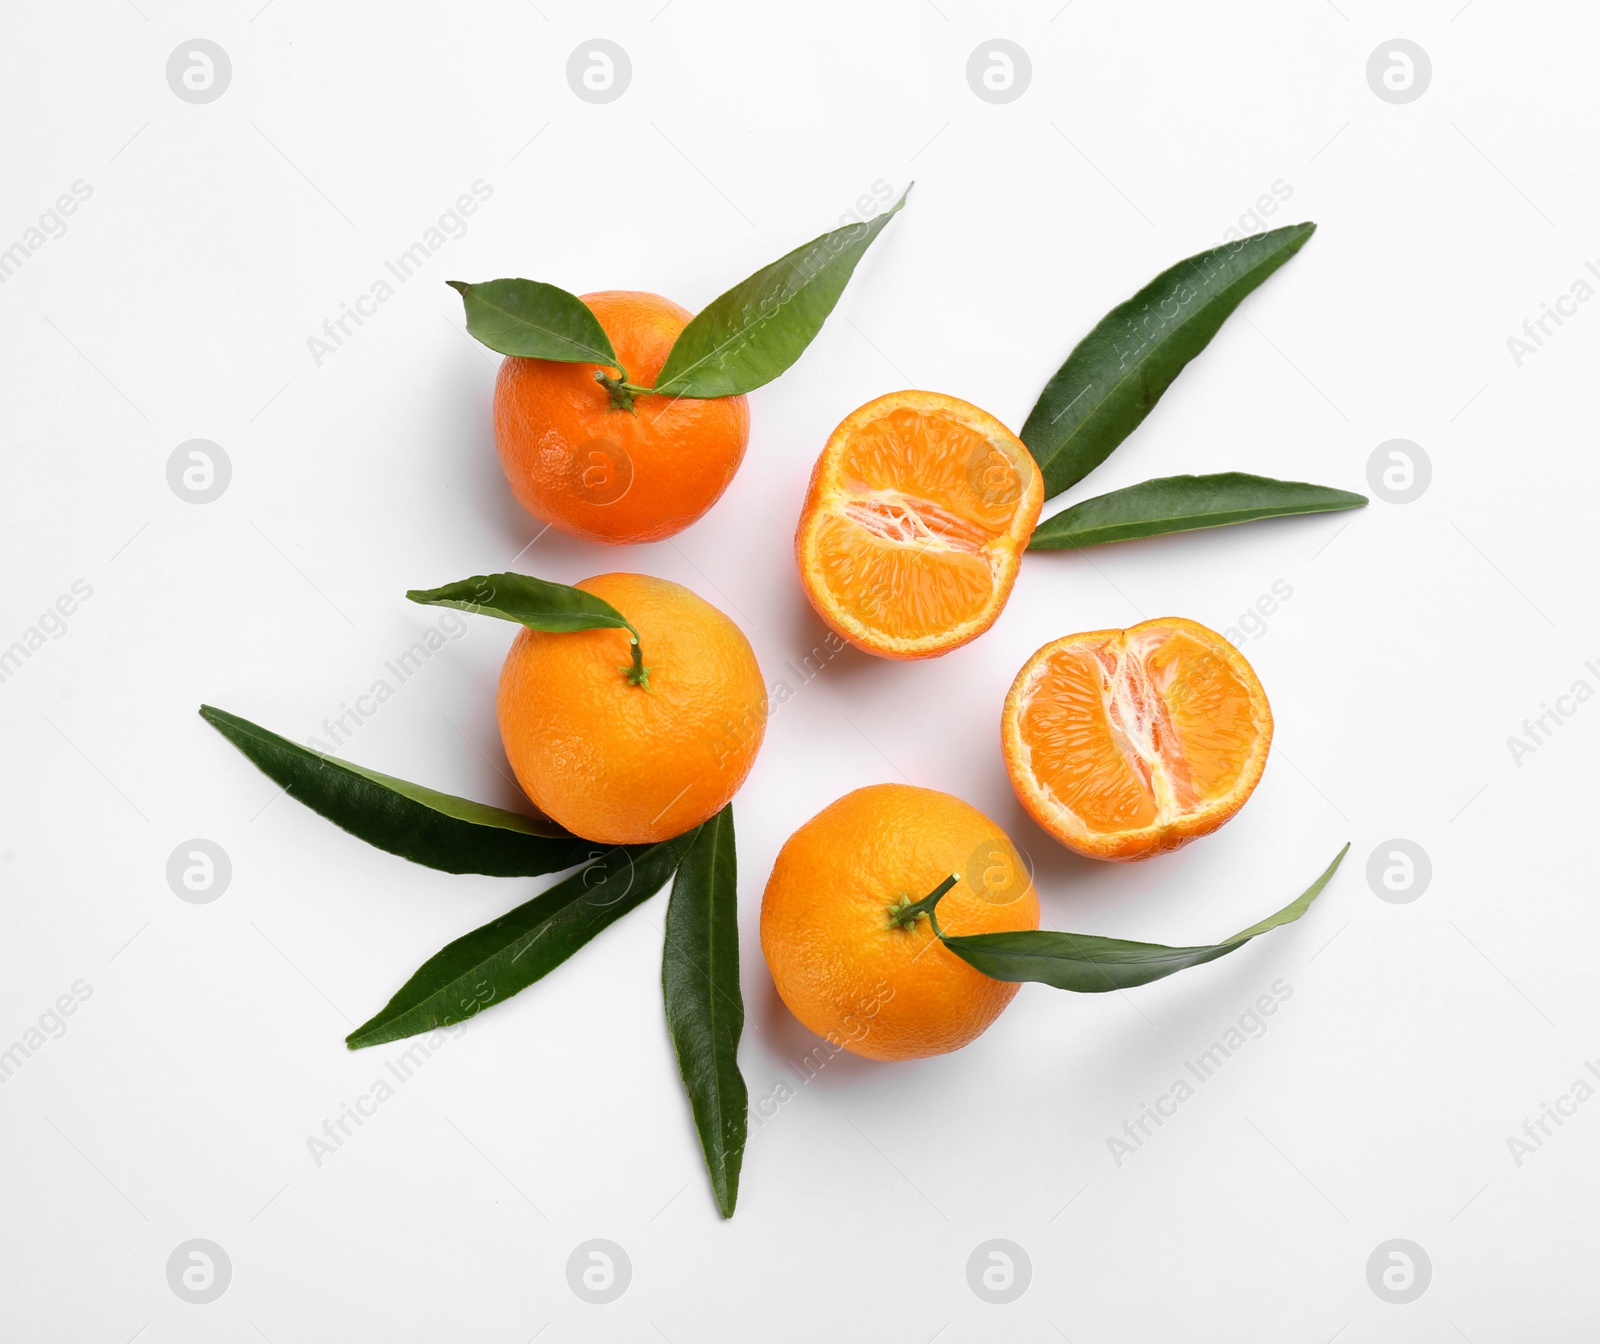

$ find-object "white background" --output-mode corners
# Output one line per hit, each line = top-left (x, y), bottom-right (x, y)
(3, 1), (1596, 1339)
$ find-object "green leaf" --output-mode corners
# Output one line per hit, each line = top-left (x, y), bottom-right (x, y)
(1021, 223), (1318, 499)
(1028, 473), (1367, 551)
(652, 186), (911, 399)
(937, 844), (1348, 991)
(448, 278), (619, 366)
(407, 573), (633, 635)
(662, 804), (746, 1219)
(200, 705), (592, 878)
(347, 831), (698, 1049)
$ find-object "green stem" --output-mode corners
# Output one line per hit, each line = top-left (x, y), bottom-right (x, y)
(887, 873), (959, 930)
(621, 623), (653, 690)
(592, 368), (656, 414)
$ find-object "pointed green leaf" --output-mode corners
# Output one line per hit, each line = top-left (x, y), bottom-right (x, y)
(1029, 473), (1367, 550)
(347, 831), (698, 1049)
(937, 844), (1348, 991)
(200, 705), (591, 877)
(408, 572), (633, 634)
(1021, 223), (1318, 498)
(448, 278), (619, 366)
(652, 187), (911, 399)
(662, 804), (746, 1218)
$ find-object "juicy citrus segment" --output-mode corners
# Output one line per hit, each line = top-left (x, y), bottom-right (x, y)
(809, 511), (995, 644)
(797, 391), (1044, 660)
(1013, 645), (1160, 834)
(1002, 618), (1272, 861)
(1145, 629), (1261, 801)
(835, 405), (1030, 533)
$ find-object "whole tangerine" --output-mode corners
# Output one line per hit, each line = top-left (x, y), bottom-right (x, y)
(760, 783), (1040, 1061)
(497, 572), (767, 845)
(493, 291), (750, 545)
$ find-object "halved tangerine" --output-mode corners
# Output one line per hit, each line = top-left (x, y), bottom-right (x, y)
(1002, 618), (1273, 861)
(795, 391), (1044, 659)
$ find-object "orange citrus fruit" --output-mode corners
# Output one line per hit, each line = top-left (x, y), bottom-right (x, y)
(1002, 617), (1272, 862)
(496, 573), (766, 845)
(795, 390), (1044, 660)
(493, 291), (750, 545)
(760, 784), (1040, 1061)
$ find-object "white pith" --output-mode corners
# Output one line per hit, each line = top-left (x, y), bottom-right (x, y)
(835, 490), (994, 556)
(1018, 630), (1192, 833)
